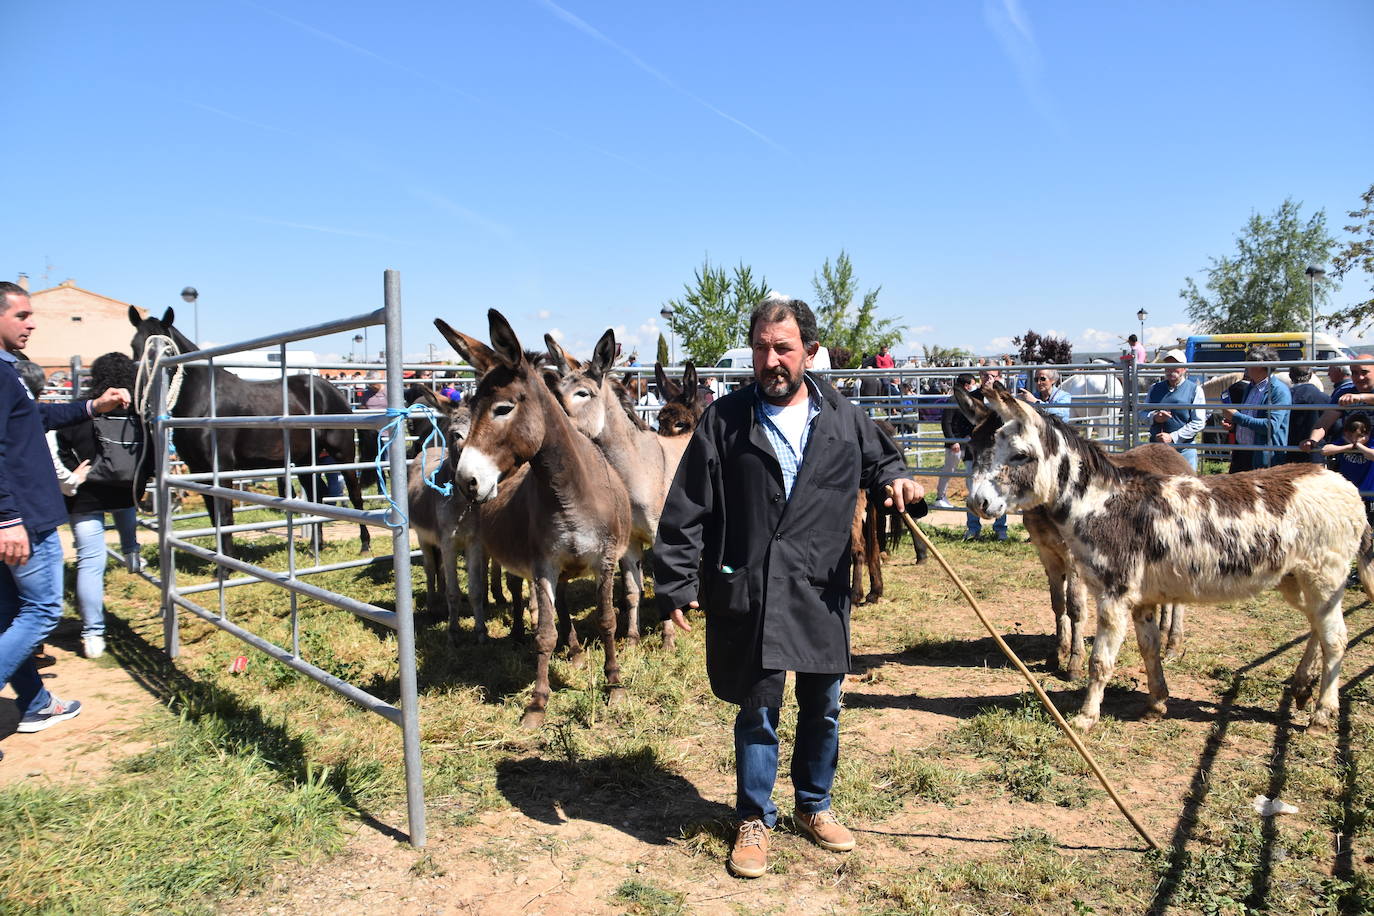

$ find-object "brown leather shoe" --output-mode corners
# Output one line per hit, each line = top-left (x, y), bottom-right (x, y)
(727, 818), (769, 878)
(795, 809), (855, 852)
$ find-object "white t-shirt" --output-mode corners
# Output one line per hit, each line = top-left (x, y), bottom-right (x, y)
(761, 398), (810, 460)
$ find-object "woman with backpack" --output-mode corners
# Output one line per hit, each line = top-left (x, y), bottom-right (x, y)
(56, 353), (146, 659)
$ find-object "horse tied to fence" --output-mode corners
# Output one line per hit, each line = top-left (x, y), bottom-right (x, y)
(962, 385), (1373, 733)
(129, 307), (376, 558)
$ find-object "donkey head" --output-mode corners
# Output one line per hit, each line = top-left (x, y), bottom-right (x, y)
(129, 306), (196, 359)
(960, 386), (1063, 519)
(434, 310), (550, 503)
(655, 360), (702, 437)
(544, 329), (617, 440)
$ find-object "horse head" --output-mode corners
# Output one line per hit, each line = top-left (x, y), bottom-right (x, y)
(128, 306), (196, 360)
(434, 310), (553, 503)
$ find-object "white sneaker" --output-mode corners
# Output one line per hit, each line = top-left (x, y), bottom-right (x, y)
(932, 498), (955, 509)
(82, 635), (106, 659)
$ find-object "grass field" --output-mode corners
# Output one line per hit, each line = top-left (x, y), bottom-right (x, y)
(2, 507), (1373, 914)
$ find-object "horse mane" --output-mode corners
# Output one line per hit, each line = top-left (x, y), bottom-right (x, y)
(609, 376), (650, 430)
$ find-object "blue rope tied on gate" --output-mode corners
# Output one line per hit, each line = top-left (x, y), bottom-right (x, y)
(374, 406), (451, 528)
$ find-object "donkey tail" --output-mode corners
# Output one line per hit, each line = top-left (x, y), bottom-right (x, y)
(1358, 522), (1374, 604)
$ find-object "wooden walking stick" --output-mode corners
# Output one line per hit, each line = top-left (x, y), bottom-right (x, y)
(890, 492), (1161, 850)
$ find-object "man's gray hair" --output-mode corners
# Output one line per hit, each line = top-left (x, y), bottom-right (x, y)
(1331, 363), (1352, 379)
(1034, 367), (1061, 384)
(748, 291), (819, 347)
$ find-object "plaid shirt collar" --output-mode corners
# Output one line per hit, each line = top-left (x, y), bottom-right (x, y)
(754, 375), (823, 499)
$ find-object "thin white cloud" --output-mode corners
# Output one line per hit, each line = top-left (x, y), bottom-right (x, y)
(538, 309), (552, 320)
(548, 327), (566, 342)
(982, 0), (1061, 130)
(247, 216), (413, 244)
(407, 188), (514, 241)
(907, 324), (935, 336)
(537, 0), (786, 153)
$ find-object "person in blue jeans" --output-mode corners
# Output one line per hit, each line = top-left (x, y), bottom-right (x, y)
(654, 294), (922, 879)
(0, 282), (130, 753)
(57, 352), (145, 659)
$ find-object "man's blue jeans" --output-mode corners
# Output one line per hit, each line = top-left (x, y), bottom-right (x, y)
(69, 508), (138, 639)
(734, 672), (844, 828)
(0, 528), (65, 718)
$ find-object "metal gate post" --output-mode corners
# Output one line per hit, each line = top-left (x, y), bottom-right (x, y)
(383, 269), (426, 847)
(154, 360), (180, 657)
(1123, 358), (1138, 446)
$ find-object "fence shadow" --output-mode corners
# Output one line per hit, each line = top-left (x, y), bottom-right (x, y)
(1148, 608), (1374, 914)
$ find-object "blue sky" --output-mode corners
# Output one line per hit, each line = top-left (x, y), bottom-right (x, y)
(5, 0), (1372, 363)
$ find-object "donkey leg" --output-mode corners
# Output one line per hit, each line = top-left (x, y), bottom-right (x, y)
(1072, 598), (1130, 732)
(1307, 585), (1348, 732)
(440, 535), (462, 625)
(600, 557), (626, 705)
(489, 560), (507, 605)
(418, 542), (441, 616)
(864, 505), (884, 604)
(521, 574), (558, 729)
(1161, 603), (1186, 662)
(620, 545), (644, 646)
(1131, 604), (1170, 720)
(1064, 568), (1090, 680)
(463, 542), (488, 643)
(555, 580), (584, 660)
(1278, 575), (1320, 708)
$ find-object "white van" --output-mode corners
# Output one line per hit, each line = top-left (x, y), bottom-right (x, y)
(715, 346), (832, 371)
(226, 348), (320, 380)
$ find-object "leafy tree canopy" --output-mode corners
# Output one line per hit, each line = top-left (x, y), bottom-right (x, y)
(1180, 198), (1335, 334)
(662, 259), (767, 367)
(921, 344), (974, 367)
(1012, 329), (1073, 364)
(811, 250), (904, 368)
(1326, 183), (1374, 333)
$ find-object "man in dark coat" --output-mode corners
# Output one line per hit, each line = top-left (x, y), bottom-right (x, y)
(654, 293), (922, 879)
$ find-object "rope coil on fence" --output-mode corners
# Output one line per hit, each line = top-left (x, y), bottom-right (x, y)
(374, 406), (452, 527)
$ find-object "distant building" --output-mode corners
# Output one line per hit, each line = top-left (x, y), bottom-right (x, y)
(16, 276), (147, 376)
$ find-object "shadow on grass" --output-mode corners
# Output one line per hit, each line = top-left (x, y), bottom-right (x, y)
(494, 750), (733, 845)
(99, 611), (411, 843)
(1148, 605), (1373, 915)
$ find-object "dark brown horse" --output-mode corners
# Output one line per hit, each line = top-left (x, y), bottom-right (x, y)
(129, 307), (374, 559)
(435, 310), (633, 729)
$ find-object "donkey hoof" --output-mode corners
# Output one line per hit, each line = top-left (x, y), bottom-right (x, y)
(607, 686), (628, 706)
(1141, 703), (1167, 722)
(624, 634), (641, 648)
(661, 634), (677, 652)
(1069, 713), (1098, 733)
(519, 709), (546, 730)
(1065, 664), (1085, 682)
(865, 592), (882, 605)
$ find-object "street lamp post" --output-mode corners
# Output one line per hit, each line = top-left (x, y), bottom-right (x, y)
(1136, 308), (1148, 356)
(180, 287), (199, 342)
(352, 333), (364, 362)
(659, 305), (676, 365)
(1306, 265), (1326, 361)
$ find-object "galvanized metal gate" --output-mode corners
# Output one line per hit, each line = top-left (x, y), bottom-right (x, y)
(141, 270), (427, 845)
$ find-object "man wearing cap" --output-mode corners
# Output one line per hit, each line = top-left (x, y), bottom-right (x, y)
(1141, 349), (1206, 471)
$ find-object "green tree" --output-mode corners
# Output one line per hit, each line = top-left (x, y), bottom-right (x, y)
(1180, 198), (1336, 333)
(921, 344), (974, 367)
(1326, 183), (1374, 332)
(1012, 329), (1073, 364)
(811, 250), (903, 367)
(662, 259), (766, 366)
(656, 332), (669, 366)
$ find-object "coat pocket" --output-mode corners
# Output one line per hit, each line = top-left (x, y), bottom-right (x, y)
(702, 565), (752, 616)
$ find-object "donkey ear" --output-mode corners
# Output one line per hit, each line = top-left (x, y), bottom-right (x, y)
(485, 309), (525, 367)
(986, 386), (1037, 423)
(681, 362), (699, 404)
(544, 333), (571, 376)
(161, 307), (175, 326)
(128, 306), (142, 328)
(435, 318), (499, 375)
(589, 329), (616, 380)
(952, 385), (990, 424)
(655, 362), (682, 401)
